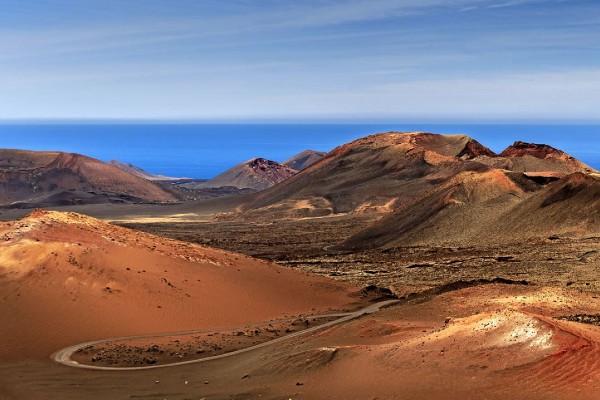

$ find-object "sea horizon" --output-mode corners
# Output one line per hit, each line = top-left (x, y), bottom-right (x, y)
(1, 123), (598, 179)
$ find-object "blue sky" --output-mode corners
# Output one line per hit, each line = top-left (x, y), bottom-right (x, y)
(1, 0), (599, 121)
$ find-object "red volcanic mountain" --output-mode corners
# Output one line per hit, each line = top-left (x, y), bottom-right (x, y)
(227, 132), (598, 245)
(234, 133), (515, 219)
(0, 149), (176, 207)
(183, 158), (298, 191)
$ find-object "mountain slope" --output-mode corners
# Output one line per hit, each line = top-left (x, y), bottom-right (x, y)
(109, 160), (186, 181)
(342, 171), (600, 249)
(283, 150), (327, 171)
(233, 132), (595, 221)
(341, 169), (531, 249)
(488, 172), (600, 239)
(0, 149), (176, 206)
(235, 132), (499, 218)
(0, 210), (360, 360)
(183, 158), (297, 191)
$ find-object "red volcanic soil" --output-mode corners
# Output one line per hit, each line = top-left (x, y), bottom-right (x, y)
(0, 210), (362, 361)
(480, 141), (596, 175)
(0, 149), (176, 205)
(2, 280), (598, 399)
(236, 284), (600, 400)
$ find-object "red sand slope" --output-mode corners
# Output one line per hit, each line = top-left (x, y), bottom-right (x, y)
(0, 210), (361, 360)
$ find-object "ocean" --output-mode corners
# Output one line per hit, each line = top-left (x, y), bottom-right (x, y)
(0, 123), (598, 179)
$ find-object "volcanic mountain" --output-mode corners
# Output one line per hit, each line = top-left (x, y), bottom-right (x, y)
(0, 149), (176, 207)
(182, 158), (297, 191)
(234, 133), (505, 219)
(232, 133), (595, 221)
(283, 149), (327, 171)
(0, 210), (360, 360)
(109, 160), (187, 181)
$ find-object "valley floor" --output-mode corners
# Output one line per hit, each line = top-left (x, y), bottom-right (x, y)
(122, 213), (600, 295)
(2, 206), (599, 399)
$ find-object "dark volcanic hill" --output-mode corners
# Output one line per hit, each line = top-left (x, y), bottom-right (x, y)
(0, 149), (176, 207)
(283, 150), (327, 171)
(109, 160), (186, 181)
(182, 158), (298, 191)
(475, 140), (595, 176)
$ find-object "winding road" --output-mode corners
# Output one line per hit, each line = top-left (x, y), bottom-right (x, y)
(53, 299), (399, 371)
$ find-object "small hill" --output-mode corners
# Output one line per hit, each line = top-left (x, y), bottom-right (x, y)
(340, 169), (530, 249)
(0, 149), (176, 207)
(283, 150), (327, 171)
(487, 172), (600, 240)
(182, 158), (297, 191)
(0, 210), (360, 360)
(475, 141), (595, 176)
(343, 171), (600, 249)
(109, 160), (187, 181)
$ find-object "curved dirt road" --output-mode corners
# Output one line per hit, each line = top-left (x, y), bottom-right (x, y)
(53, 299), (399, 371)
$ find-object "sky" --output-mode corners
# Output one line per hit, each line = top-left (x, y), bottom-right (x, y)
(1, 0), (599, 121)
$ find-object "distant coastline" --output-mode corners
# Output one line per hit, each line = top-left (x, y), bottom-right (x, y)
(0, 123), (598, 179)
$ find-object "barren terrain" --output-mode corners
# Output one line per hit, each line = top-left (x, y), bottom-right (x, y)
(1, 132), (599, 399)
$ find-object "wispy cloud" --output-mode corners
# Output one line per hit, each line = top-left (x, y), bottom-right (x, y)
(0, 0), (598, 120)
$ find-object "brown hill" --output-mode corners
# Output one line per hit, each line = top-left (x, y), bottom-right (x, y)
(0, 210), (360, 360)
(341, 169), (531, 249)
(108, 160), (187, 181)
(283, 149), (327, 171)
(0, 149), (176, 207)
(232, 132), (595, 222)
(235, 133), (502, 219)
(487, 172), (600, 239)
(343, 171), (600, 249)
(183, 158), (297, 191)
